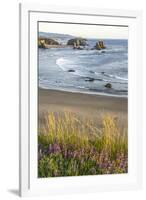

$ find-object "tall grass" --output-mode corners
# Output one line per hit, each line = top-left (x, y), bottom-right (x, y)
(38, 111), (128, 177)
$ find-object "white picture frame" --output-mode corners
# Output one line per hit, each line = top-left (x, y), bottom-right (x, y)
(19, 3), (143, 197)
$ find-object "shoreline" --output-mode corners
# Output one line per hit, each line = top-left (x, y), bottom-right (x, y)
(39, 87), (128, 99)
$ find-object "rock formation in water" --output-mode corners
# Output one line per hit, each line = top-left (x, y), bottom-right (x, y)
(67, 38), (87, 47)
(68, 69), (75, 72)
(38, 38), (60, 48)
(105, 83), (112, 88)
(95, 41), (106, 50)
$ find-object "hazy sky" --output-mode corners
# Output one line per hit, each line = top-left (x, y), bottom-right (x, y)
(39, 22), (128, 39)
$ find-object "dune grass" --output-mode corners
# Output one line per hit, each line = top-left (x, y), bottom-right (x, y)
(38, 111), (128, 177)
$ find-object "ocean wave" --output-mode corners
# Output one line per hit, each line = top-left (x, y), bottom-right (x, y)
(102, 72), (128, 81)
(56, 58), (127, 84)
(94, 71), (127, 81)
(56, 57), (85, 77)
(103, 46), (126, 53)
(56, 57), (69, 71)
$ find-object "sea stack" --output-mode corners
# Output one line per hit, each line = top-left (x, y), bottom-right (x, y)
(38, 37), (60, 48)
(67, 38), (87, 47)
(95, 41), (106, 50)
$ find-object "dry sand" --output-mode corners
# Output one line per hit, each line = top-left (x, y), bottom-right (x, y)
(38, 88), (128, 128)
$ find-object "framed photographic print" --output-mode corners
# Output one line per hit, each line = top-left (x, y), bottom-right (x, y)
(19, 3), (143, 197)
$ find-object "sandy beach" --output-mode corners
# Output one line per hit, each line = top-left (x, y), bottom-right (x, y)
(38, 28), (128, 177)
(38, 88), (128, 128)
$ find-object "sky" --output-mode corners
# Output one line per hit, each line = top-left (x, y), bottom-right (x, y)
(39, 22), (128, 39)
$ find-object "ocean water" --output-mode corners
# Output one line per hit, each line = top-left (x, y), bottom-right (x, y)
(39, 37), (128, 97)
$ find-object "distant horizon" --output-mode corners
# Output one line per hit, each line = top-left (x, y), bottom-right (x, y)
(39, 22), (128, 39)
(39, 31), (128, 40)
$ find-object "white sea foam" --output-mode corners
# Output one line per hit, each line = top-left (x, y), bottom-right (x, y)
(103, 73), (128, 81)
(103, 47), (125, 54)
(56, 57), (68, 71)
(56, 57), (84, 77)
(114, 75), (128, 81)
